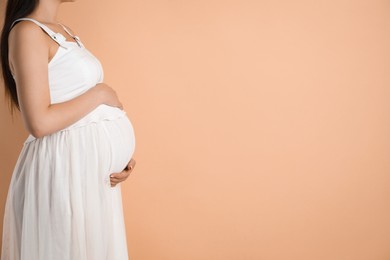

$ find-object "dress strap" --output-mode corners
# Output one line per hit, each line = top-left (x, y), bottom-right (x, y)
(10, 18), (68, 49)
(57, 22), (83, 46)
(57, 23), (75, 37)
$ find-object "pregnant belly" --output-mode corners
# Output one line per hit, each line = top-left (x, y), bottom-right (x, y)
(100, 116), (136, 174)
(73, 104), (136, 174)
(23, 104), (136, 174)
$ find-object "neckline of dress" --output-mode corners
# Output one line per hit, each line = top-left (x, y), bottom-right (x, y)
(49, 41), (84, 66)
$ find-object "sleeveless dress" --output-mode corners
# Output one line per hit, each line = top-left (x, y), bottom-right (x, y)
(1, 18), (135, 260)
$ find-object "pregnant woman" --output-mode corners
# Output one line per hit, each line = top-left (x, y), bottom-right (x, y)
(0, 0), (136, 259)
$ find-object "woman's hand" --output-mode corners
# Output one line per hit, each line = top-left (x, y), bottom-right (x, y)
(93, 83), (123, 110)
(8, 22), (125, 138)
(110, 158), (136, 187)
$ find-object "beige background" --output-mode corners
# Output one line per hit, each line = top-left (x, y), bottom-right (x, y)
(1, 0), (390, 259)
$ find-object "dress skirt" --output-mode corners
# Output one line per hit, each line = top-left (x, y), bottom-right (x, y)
(1, 114), (136, 260)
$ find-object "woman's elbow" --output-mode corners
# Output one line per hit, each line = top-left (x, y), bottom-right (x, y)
(27, 123), (48, 139)
(29, 128), (46, 139)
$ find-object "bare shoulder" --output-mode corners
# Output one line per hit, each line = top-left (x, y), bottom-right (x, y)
(8, 20), (50, 75)
(9, 20), (48, 48)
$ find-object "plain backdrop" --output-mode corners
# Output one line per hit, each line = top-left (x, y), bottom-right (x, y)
(1, 0), (390, 259)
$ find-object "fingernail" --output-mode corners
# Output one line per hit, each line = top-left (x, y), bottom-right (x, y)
(110, 175), (114, 178)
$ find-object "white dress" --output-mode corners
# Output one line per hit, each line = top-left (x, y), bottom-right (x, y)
(1, 18), (135, 260)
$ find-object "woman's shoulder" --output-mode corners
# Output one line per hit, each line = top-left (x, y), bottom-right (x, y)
(9, 20), (48, 48)
(10, 19), (43, 37)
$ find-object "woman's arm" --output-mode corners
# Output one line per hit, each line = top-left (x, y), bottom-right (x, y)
(9, 21), (122, 138)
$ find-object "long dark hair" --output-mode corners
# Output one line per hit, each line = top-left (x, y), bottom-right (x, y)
(1, 0), (39, 113)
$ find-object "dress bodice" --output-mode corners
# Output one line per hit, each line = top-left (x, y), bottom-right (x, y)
(10, 18), (127, 143)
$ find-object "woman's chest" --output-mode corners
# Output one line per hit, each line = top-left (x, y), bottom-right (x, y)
(48, 44), (104, 103)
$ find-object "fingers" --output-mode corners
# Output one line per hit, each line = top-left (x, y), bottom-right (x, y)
(111, 169), (130, 179)
(110, 172), (129, 187)
(126, 158), (136, 171)
(110, 175), (128, 186)
(110, 158), (136, 187)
